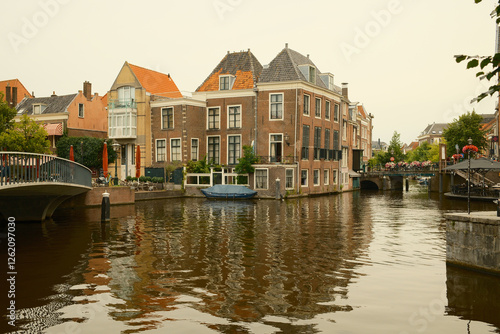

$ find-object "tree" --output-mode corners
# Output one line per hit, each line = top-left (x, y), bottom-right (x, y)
(455, 0), (500, 102)
(56, 136), (117, 169)
(386, 131), (405, 162)
(407, 142), (432, 162)
(442, 111), (487, 156)
(0, 92), (17, 135)
(0, 114), (51, 153)
(235, 145), (258, 174)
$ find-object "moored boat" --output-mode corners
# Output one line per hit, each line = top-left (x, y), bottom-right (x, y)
(201, 184), (257, 199)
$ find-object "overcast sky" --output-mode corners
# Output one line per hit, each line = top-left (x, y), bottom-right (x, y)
(1, 0), (498, 144)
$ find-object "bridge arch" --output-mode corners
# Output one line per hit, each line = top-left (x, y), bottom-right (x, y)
(361, 179), (380, 190)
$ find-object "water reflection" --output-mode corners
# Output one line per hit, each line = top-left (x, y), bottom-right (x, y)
(3, 186), (500, 333)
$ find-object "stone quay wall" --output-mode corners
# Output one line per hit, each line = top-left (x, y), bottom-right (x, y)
(445, 211), (500, 275)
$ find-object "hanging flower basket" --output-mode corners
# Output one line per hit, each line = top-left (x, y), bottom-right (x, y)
(462, 145), (478, 153)
(452, 153), (462, 160)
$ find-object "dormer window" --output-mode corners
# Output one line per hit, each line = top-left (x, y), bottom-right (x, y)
(298, 65), (316, 84)
(219, 75), (235, 90)
(33, 104), (47, 115)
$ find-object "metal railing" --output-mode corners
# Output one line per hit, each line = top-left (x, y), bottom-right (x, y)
(256, 156), (297, 164)
(0, 152), (92, 188)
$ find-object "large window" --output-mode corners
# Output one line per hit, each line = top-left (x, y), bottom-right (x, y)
(270, 93), (283, 119)
(255, 169), (268, 189)
(333, 130), (340, 150)
(270, 134), (283, 162)
(191, 138), (199, 161)
(342, 147), (348, 167)
(324, 169), (329, 185)
(301, 169), (308, 186)
(208, 108), (220, 130)
(228, 135), (241, 165)
(162, 107), (174, 129)
(342, 121), (347, 140)
(313, 127), (321, 160)
(315, 98), (321, 118)
(117, 86), (135, 105)
(325, 101), (331, 120)
(313, 169), (320, 186)
(228, 106), (241, 128)
(333, 170), (338, 184)
(78, 104), (84, 118)
(303, 95), (310, 116)
(170, 138), (181, 161)
(156, 139), (166, 162)
(219, 76), (230, 90)
(302, 125), (310, 160)
(207, 136), (220, 164)
(285, 168), (294, 189)
(334, 104), (339, 122)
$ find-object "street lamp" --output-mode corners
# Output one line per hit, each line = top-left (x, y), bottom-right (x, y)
(112, 141), (121, 185)
(462, 138), (478, 215)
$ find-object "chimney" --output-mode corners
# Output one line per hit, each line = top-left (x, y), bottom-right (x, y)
(32, 91), (35, 98)
(5, 84), (11, 107)
(12, 87), (17, 107)
(83, 81), (92, 100)
(51, 91), (57, 97)
(342, 83), (348, 99)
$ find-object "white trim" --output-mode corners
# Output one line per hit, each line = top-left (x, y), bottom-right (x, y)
(313, 169), (320, 186)
(78, 103), (84, 118)
(314, 97), (321, 118)
(333, 169), (339, 185)
(227, 104), (242, 129)
(325, 100), (331, 121)
(170, 137), (181, 162)
(323, 168), (330, 185)
(192, 89), (255, 99)
(257, 81), (343, 103)
(269, 92), (284, 121)
(207, 106), (220, 130)
(191, 138), (199, 161)
(161, 106), (174, 129)
(219, 74), (235, 90)
(300, 169), (309, 187)
(254, 168), (269, 190)
(303, 94), (310, 116)
(269, 133), (283, 160)
(151, 97), (206, 108)
(15, 113), (69, 122)
(155, 138), (167, 162)
(227, 134), (242, 165)
(206, 135), (221, 164)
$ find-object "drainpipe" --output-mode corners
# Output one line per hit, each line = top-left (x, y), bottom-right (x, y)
(254, 86), (258, 156)
(295, 86), (299, 194)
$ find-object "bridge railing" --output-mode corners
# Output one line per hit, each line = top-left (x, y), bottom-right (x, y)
(0, 152), (92, 188)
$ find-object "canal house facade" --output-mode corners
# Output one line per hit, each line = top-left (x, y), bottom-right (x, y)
(110, 45), (372, 196)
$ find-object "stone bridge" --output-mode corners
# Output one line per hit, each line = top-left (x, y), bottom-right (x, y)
(360, 170), (437, 191)
(0, 152), (92, 221)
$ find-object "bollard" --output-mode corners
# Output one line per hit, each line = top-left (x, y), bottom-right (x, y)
(406, 178), (409, 192)
(101, 191), (110, 222)
(275, 178), (281, 200)
(497, 198), (500, 217)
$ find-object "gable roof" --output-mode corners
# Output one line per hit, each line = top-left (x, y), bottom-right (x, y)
(259, 46), (331, 90)
(0, 79), (32, 103)
(420, 123), (448, 137)
(128, 63), (182, 98)
(196, 50), (263, 92)
(16, 94), (77, 115)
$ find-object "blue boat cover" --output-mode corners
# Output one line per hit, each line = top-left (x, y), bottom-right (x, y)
(201, 185), (257, 198)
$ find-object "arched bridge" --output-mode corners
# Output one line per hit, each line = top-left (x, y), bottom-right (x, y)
(0, 152), (92, 222)
(360, 169), (437, 190)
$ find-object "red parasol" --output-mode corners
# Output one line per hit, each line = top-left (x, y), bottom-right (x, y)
(69, 145), (74, 161)
(103, 142), (108, 178)
(135, 145), (141, 178)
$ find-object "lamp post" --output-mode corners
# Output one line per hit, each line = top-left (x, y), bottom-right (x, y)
(465, 138), (473, 214)
(112, 141), (121, 186)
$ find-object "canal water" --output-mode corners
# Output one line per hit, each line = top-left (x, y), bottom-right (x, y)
(2, 183), (500, 334)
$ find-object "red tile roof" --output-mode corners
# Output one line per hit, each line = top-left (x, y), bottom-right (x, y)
(0, 79), (32, 102)
(128, 63), (182, 98)
(197, 69), (256, 92)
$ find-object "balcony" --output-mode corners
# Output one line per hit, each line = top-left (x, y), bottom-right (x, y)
(108, 99), (137, 139)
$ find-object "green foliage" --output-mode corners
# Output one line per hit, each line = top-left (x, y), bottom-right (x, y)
(442, 111), (487, 156)
(186, 156), (210, 173)
(235, 145), (258, 174)
(126, 176), (138, 181)
(0, 114), (51, 153)
(455, 0), (500, 102)
(406, 142), (436, 162)
(165, 160), (182, 183)
(387, 131), (405, 162)
(151, 177), (164, 183)
(56, 136), (117, 169)
(0, 92), (17, 135)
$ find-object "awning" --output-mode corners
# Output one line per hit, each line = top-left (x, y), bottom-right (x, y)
(444, 157), (500, 171)
(348, 170), (362, 178)
(43, 123), (63, 136)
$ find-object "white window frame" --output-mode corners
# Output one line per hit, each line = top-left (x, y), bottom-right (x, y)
(254, 168), (269, 190)
(303, 94), (310, 116)
(155, 139), (166, 162)
(324, 169), (329, 185)
(227, 134), (242, 165)
(342, 121), (347, 140)
(270, 93), (284, 120)
(343, 172), (349, 185)
(334, 104), (339, 123)
(78, 103), (84, 118)
(301, 169), (309, 187)
(191, 138), (199, 161)
(227, 105), (242, 129)
(219, 75), (235, 90)
(325, 100), (331, 120)
(315, 98), (321, 118)
(161, 107), (174, 129)
(342, 147), (348, 168)
(170, 138), (181, 162)
(333, 169), (338, 185)
(207, 135), (221, 165)
(313, 169), (320, 186)
(269, 133), (283, 162)
(285, 168), (294, 190)
(207, 107), (220, 130)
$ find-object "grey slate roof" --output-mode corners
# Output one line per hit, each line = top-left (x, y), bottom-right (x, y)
(16, 94), (77, 115)
(196, 50), (263, 91)
(420, 123), (448, 136)
(260, 46), (337, 92)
